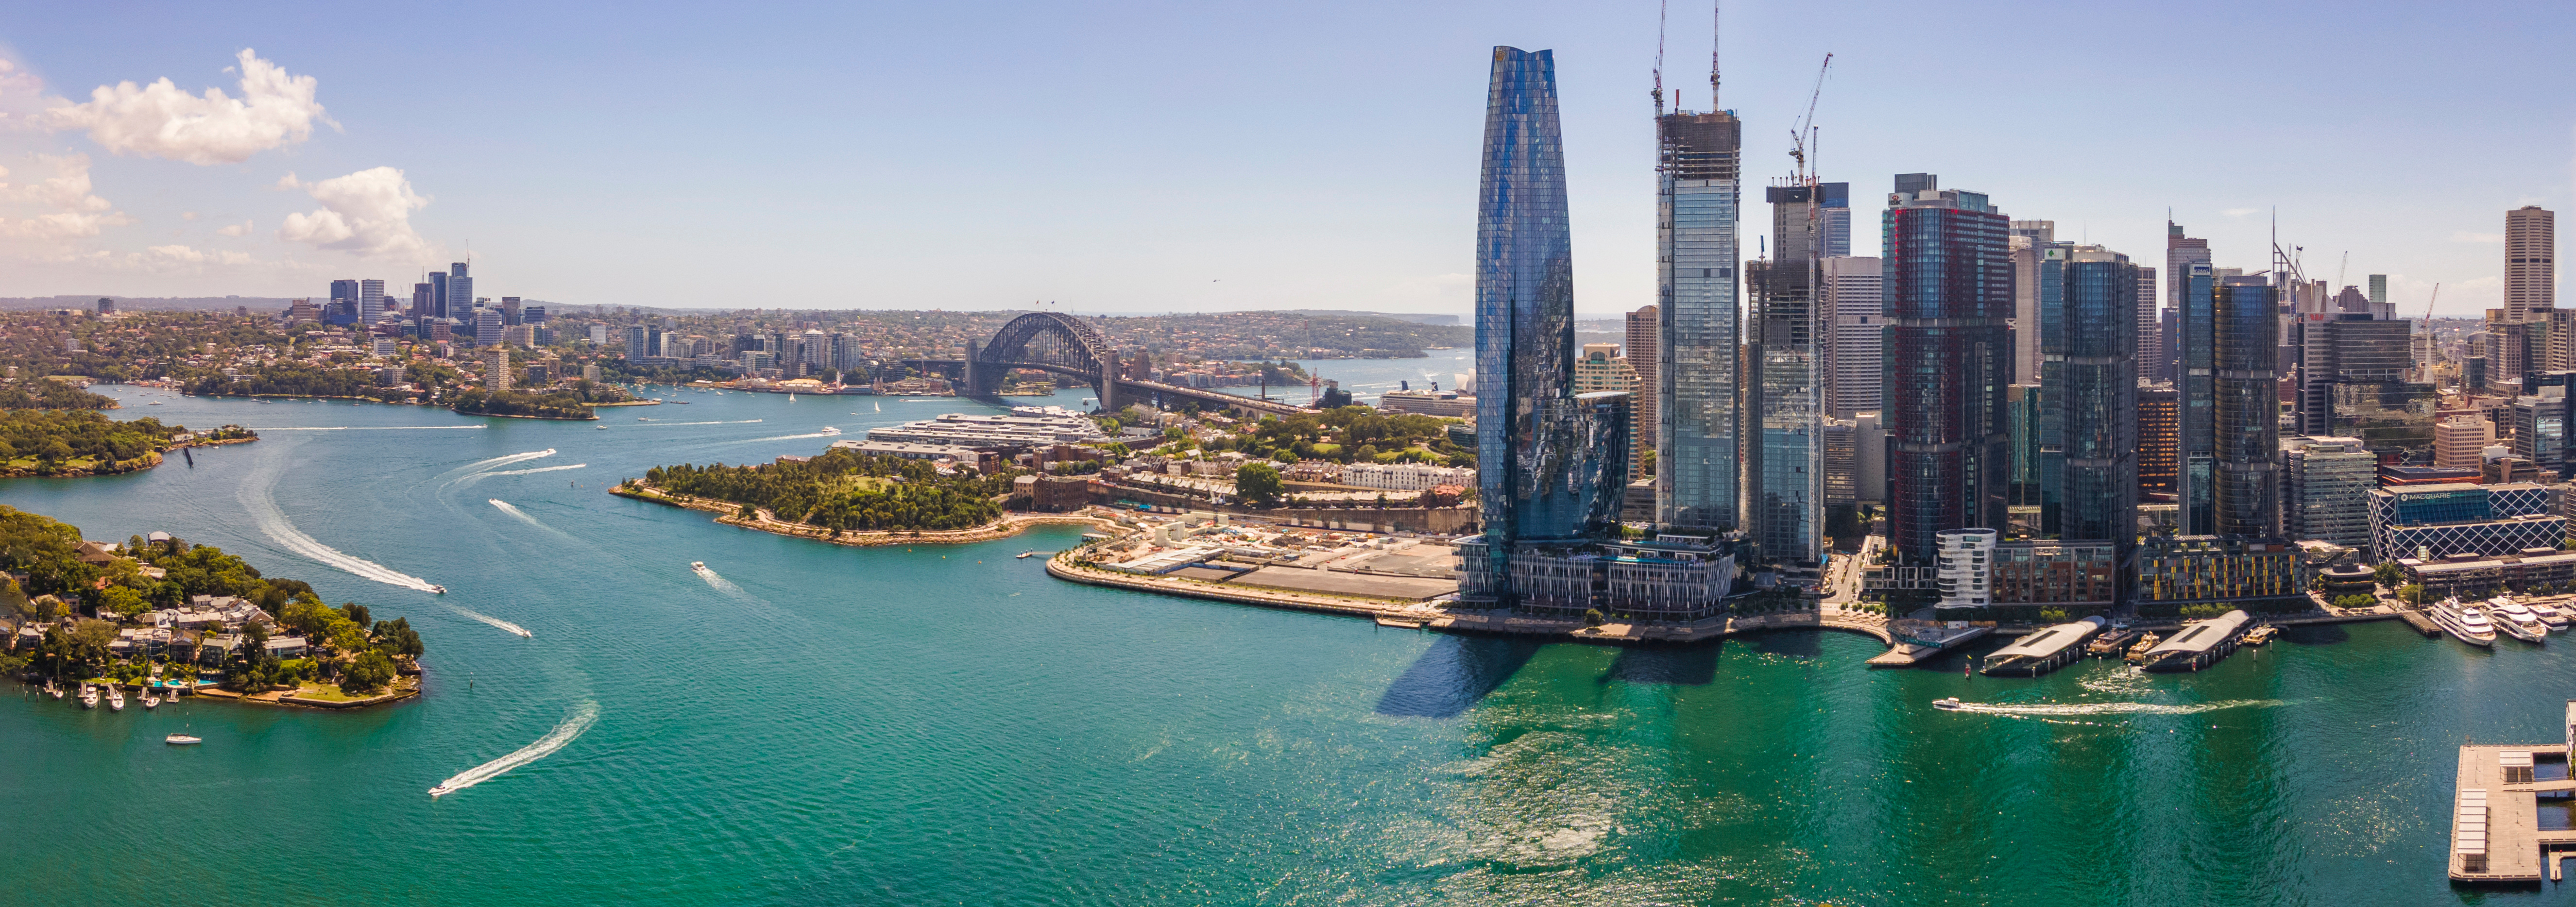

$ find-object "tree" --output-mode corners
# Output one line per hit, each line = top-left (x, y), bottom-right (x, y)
(1235, 462), (1283, 506)
(2372, 561), (2405, 586)
(95, 585), (149, 618)
(341, 650), (396, 694)
(2398, 584), (2426, 605)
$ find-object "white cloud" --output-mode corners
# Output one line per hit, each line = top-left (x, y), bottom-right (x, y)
(2451, 231), (2505, 243)
(180, 210), (200, 220)
(2222, 207), (2261, 218)
(141, 244), (252, 267)
(38, 49), (329, 165)
(277, 167), (432, 259)
(216, 220), (251, 237)
(0, 153), (131, 240)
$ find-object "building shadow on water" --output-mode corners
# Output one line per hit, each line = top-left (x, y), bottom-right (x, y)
(1746, 629), (1824, 660)
(2280, 623), (2350, 646)
(1602, 644), (1720, 686)
(1375, 636), (1543, 718)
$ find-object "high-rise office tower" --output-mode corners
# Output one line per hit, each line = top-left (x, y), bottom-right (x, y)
(1654, 104), (1742, 530)
(1625, 304), (1659, 480)
(1745, 183), (1823, 564)
(2047, 246), (2139, 547)
(330, 279), (359, 306)
(2507, 206), (2555, 323)
(474, 308), (503, 346)
(411, 282), (432, 317)
(2283, 437), (2375, 552)
(1471, 46), (1624, 596)
(2008, 220), (2055, 384)
(2135, 266), (2161, 382)
(2369, 274), (2389, 317)
(448, 262), (473, 323)
(2214, 274), (2280, 537)
(2173, 229), (2218, 535)
(359, 279), (385, 322)
(1822, 255), (1883, 418)
(2138, 386), (2178, 496)
(1817, 182), (1851, 258)
(1884, 173), (2011, 560)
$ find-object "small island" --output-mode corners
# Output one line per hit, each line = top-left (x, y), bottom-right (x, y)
(616, 446), (1105, 546)
(0, 379), (253, 477)
(0, 506), (425, 709)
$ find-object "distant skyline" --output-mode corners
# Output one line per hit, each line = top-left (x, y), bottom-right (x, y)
(0, 0), (2568, 318)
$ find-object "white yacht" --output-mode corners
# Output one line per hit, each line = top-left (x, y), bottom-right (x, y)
(108, 687), (126, 711)
(79, 685), (99, 708)
(2540, 603), (2575, 630)
(2432, 597), (2498, 647)
(2490, 597), (2550, 643)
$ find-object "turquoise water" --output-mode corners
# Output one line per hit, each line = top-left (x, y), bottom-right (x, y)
(0, 386), (2570, 905)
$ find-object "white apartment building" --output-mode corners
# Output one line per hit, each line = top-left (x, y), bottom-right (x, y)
(1344, 462), (1474, 492)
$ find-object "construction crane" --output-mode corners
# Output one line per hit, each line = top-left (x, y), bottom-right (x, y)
(1650, 0), (1667, 114)
(1787, 53), (1833, 182)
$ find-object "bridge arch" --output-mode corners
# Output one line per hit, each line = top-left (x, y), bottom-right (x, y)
(970, 312), (1116, 406)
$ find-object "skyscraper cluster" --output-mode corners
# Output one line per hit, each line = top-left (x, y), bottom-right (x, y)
(1457, 31), (2522, 618)
(313, 262), (553, 348)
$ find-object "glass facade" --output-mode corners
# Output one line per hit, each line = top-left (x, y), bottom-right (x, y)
(2179, 261), (2217, 535)
(1655, 111), (1741, 530)
(2055, 253), (2138, 546)
(1471, 47), (1624, 600)
(1883, 178), (2012, 561)
(1746, 184), (1822, 564)
(2214, 278), (2280, 537)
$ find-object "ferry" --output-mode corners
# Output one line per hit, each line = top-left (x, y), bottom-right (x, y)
(2240, 625), (2278, 646)
(2087, 628), (2142, 656)
(2432, 597), (2498, 647)
(2122, 632), (2164, 664)
(1933, 697), (1965, 710)
(165, 734), (201, 745)
(2490, 598), (2549, 643)
(2137, 610), (2252, 672)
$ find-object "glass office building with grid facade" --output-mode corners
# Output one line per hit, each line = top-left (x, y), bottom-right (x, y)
(1655, 110), (1743, 531)
(1883, 175), (2012, 561)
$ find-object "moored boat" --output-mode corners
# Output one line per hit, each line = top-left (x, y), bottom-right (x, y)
(79, 685), (99, 709)
(2240, 625), (2278, 646)
(2123, 632), (2163, 664)
(165, 734), (201, 745)
(2537, 603), (2574, 630)
(2491, 598), (2550, 643)
(108, 687), (125, 711)
(2431, 597), (2498, 647)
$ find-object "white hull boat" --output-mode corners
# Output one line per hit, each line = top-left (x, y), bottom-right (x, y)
(2491, 597), (2550, 643)
(2433, 597), (2499, 647)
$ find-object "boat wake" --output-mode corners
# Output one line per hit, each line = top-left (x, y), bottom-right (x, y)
(1946, 699), (2284, 719)
(429, 701), (597, 798)
(465, 463), (588, 482)
(487, 499), (550, 527)
(633, 420), (763, 427)
(736, 428), (841, 443)
(241, 466), (442, 593)
(694, 563), (745, 595)
(253, 426), (487, 431)
(450, 605), (532, 638)
(441, 449), (557, 482)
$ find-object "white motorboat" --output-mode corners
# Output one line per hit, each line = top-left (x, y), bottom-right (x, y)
(2432, 597), (2498, 647)
(79, 685), (99, 709)
(165, 734), (201, 745)
(690, 561), (715, 578)
(108, 687), (126, 711)
(2491, 597), (2550, 642)
(429, 585), (447, 594)
(142, 692), (160, 709)
(2540, 604), (2575, 630)
(46, 684), (62, 700)
(1933, 697), (1964, 710)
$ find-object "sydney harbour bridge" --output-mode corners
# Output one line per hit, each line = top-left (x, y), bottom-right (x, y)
(909, 312), (1312, 416)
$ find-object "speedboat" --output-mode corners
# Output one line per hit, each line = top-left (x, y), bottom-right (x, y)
(108, 687), (126, 711)
(1933, 697), (1964, 710)
(429, 781), (459, 798)
(429, 585), (447, 594)
(2432, 597), (2498, 647)
(690, 561), (715, 578)
(1016, 551), (1036, 559)
(165, 734), (201, 745)
(596, 425), (608, 430)
(819, 426), (839, 436)
(142, 692), (159, 709)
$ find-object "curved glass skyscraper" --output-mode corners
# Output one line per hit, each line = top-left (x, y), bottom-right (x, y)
(1469, 47), (1624, 598)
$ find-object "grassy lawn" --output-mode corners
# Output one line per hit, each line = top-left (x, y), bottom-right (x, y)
(290, 683), (375, 702)
(831, 475), (892, 493)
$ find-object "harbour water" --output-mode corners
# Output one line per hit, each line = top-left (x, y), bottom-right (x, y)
(5, 386), (2576, 904)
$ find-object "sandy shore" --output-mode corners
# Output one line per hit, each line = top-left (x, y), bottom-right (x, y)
(613, 483), (1112, 547)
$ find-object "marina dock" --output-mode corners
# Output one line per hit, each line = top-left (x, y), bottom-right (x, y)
(1981, 617), (2106, 676)
(1865, 623), (1990, 667)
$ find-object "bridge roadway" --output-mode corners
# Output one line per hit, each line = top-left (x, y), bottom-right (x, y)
(908, 357), (1314, 416)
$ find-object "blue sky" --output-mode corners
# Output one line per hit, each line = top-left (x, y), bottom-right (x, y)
(0, 0), (2567, 318)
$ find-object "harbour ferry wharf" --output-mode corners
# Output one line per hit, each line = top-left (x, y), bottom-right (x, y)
(2449, 700), (2576, 885)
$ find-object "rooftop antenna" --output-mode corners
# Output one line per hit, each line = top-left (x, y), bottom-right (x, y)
(1652, 0), (1667, 115)
(1708, 0), (1721, 111)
